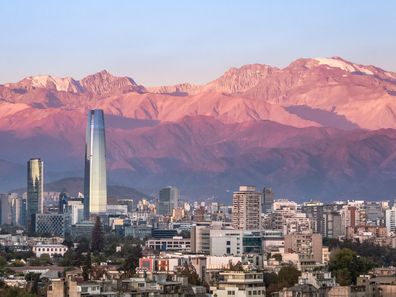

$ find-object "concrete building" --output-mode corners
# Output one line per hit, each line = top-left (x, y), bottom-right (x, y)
(146, 236), (191, 252)
(67, 199), (84, 225)
(283, 213), (312, 235)
(232, 186), (262, 230)
(210, 271), (266, 297)
(27, 158), (44, 232)
(323, 209), (342, 239)
(0, 193), (14, 225)
(191, 224), (211, 254)
(301, 201), (324, 234)
(32, 243), (68, 257)
(386, 206), (396, 234)
(284, 233), (323, 264)
(84, 109), (107, 219)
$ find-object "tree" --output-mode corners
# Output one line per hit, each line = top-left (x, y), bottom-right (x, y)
(91, 216), (104, 254)
(277, 265), (301, 288)
(82, 251), (92, 281)
(178, 262), (201, 285)
(120, 243), (142, 278)
(228, 261), (244, 271)
(328, 248), (374, 285)
(25, 272), (41, 295)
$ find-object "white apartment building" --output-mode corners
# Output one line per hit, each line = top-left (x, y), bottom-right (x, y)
(386, 206), (396, 234)
(146, 236), (191, 252)
(32, 244), (68, 257)
(210, 271), (266, 297)
(210, 229), (243, 256)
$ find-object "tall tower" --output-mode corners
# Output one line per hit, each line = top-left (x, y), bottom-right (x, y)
(27, 158), (43, 232)
(84, 109), (107, 219)
(158, 186), (180, 216)
(262, 187), (274, 213)
(232, 185), (262, 230)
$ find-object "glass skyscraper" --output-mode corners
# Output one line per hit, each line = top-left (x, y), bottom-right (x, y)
(84, 109), (107, 219)
(27, 158), (43, 232)
(158, 186), (180, 216)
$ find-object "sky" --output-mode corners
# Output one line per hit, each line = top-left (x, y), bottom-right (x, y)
(0, 1), (395, 86)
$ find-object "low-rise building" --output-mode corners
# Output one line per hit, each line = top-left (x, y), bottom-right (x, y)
(210, 271), (266, 297)
(32, 243), (68, 257)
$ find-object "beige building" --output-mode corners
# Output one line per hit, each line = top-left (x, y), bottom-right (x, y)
(284, 233), (323, 264)
(232, 186), (262, 230)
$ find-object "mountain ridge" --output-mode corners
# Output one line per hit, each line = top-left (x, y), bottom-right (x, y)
(2, 56), (396, 201)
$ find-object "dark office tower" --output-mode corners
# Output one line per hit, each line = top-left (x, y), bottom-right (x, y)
(58, 192), (69, 214)
(27, 158), (43, 232)
(84, 109), (107, 220)
(158, 186), (179, 216)
(301, 201), (324, 234)
(262, 187), (274, 213)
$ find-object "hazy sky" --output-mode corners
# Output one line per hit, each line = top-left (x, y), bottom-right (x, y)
(1, 1), (395, 86)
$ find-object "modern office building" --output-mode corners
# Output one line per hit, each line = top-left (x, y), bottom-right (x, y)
(27, 158), (44, 232)
(11, 195), (24, 226)
(157, 186), (179, 216)
(84, 109), (107, 219)
(0, 193), (13, 225)
(232, 186), (262, 230)
(34, 213), (71, 237)
(262, 187), (274, 213)
(58, 192), (69, 214)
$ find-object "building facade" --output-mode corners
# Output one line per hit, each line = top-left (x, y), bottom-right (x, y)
(262, 187), (274, 214)
(84, 109), (107, 219)
(27, 158), (44, 232)
(157, 186), (179, 216)
(34, 213), (71, 237)
(232, 186), (262, 230)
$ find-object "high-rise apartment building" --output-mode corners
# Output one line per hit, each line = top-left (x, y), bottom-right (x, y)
(262, 187), (274, 213)
(84, 109), (107, 219)
(232, 186), (262, 230)
(385, 206), (396, 234)
(0, 193), (12, 225)
(301, 201), (324, 234)
(27, 158), (44, 232)
(158, 186), (179, 216)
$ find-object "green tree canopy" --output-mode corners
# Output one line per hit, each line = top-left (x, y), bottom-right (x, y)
(91, 216), (104, 254)
(328, 248), (374, 285)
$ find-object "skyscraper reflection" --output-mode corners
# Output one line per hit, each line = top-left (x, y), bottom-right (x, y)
(27, 158), (43, 232)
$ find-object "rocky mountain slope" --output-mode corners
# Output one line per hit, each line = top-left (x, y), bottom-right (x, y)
(1, 57), (396, 201)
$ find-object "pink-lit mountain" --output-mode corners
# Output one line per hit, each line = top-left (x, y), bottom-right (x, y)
(1, 57), (396, 200)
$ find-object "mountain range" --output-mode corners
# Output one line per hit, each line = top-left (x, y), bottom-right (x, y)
(1, 56), (396, 201)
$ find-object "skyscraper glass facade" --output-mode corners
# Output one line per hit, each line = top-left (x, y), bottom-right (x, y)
(27, 158), (43, 232)
(84, 109), (107, 219)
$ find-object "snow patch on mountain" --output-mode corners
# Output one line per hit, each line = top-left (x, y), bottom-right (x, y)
(26, 75), (82, 92)
(314, 57), (373, 75)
